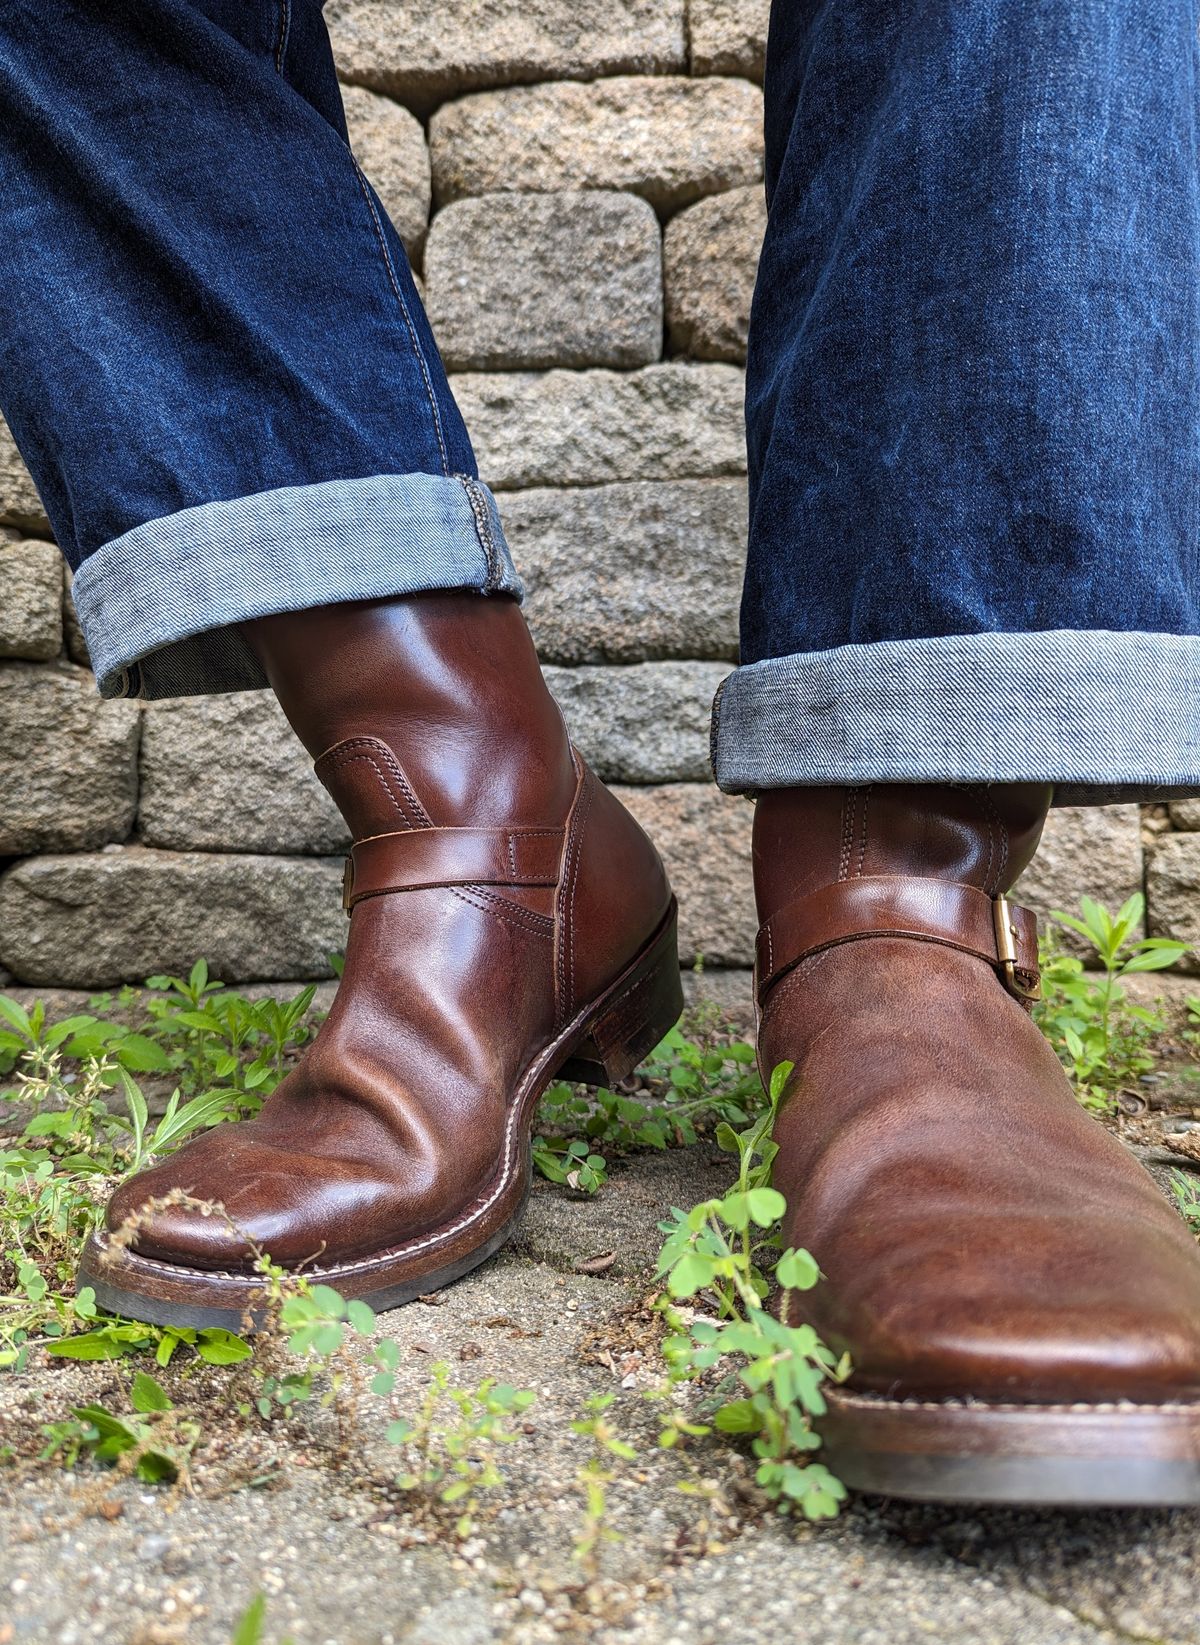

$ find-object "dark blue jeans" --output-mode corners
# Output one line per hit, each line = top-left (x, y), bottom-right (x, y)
(717, 0), (1200, 801)
(0, 0), (517, 699)
(1, 0), (1197, 802)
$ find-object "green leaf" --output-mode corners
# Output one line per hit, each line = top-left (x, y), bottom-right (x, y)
(46, 1331), (136, 1361)
(118, 1069), (149, 1170)
(1114, 892), (1145, 932)
(71, 1404), (137, 1445)
(719, 1191), (752, 1230)
(1050, 911), (1096, 943)
(346, 1299), (376, 1335)
(231, 1593), (267, 1645)
(775, 1248), (820, 1291)
(1122, 944), (1188, 974)
(196, 1328), (253, 1365)
(0, 994), (33, 1041)
(713, 1398), (762, 1434)
(149, 1088), (237, 1155)
(131, 1371), (172, 1413)
(24, 1111), (74, 1139)
(308, 1284), (348, 1319)
(113, 1034), (172, 1073)
(169, 1009), (225, 1033)
(311, 1323), (344, 1357)
(745, 1187), (786, 1227)
(45, 1013), (100, 1049)
(135, 1449), (180, 1484)
(768, 1060), (794, 1103)
(667, 1252), (715, 1298)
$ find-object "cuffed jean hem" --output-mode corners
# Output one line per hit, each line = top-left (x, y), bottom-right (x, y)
(70, 472), (522, 700)
(710, 629), (1200, 806)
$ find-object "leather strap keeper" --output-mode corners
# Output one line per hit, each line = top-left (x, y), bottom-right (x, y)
(344, 826), (565, 911)
(755, 876), (1041, 1007)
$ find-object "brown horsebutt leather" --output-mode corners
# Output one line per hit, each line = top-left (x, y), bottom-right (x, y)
(102, 593), (675, 1278)
(756, 783), (1200, 1405)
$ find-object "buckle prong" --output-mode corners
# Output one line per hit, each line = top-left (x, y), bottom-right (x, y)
(342, 856), (354, 915)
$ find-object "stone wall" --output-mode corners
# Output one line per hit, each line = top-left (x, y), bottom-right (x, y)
(0, 1), (1188, 1008)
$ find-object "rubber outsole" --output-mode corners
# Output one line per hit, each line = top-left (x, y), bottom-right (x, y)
(817, 1386), (1200, 1506)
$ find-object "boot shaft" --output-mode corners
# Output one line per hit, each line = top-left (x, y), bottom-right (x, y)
(753, 783), (1053, 922)
(244, 592), (579, 836)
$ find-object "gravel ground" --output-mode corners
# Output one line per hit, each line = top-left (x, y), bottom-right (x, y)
(3, 1147), (1200, 1645)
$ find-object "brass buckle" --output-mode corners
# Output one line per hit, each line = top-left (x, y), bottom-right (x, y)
(341, 856), (354, 915)
(992, 895), (1040, 1001)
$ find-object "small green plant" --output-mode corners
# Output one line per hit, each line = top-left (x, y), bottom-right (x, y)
(386, 1360), (536, 1536)
(533, 1029), (764, 1195)
(231, 1594), (268, 1645)
(40, 1369), (198, 1485)
(238, 1269), (397, 1421)
(652, 1062), (848, 1521)
(0, 972), (322, 1368)
(1171, 1172), (1200, 1237)
(46, 1317), (252, 1368)
(1035, 894), (1186, 1110)
(531, 1131), (609, 1193)
(139, 962), (317, 1102)
(570, 1392), (638, 1574)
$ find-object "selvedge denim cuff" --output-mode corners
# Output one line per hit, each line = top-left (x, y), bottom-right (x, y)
(71, 472), (523, 700)
(710, 629), (1200, 806)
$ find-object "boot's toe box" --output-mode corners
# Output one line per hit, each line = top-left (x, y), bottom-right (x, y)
(105, 1128), (419, 1273)
(820, 1210), (1200, 1405)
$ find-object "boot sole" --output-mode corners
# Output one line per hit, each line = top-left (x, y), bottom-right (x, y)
(818, 1385), (1200, 1505)
(77, 902), (684, 1332)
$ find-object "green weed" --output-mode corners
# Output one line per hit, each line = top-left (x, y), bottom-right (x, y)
(1035, 894), (1186, 1110)
(651, 1061), (848, 1521)
(386, 1359), (536, 1536)
(570, 1392), (638, 1574)
(40, 1368), (198, 1485)
(0, 970), (323, 1367)
(533, 1028), (764, 1195)
(1171, 1171), (1200, 1236)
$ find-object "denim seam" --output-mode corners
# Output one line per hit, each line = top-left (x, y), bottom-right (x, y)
(350, 157), (450, 477)
(273, 0), (291, 75)
(458, 474), (502, 588)
(708, 674), (727, 780)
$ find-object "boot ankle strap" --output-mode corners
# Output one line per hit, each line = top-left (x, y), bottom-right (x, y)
(343, 825), (565, 912)
(756, 877), (1041, 1008)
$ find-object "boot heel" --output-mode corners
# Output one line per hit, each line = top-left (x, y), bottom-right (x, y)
(558, 905), (683, 1087)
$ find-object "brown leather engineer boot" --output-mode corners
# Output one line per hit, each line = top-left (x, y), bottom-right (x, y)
(81, 593), (681, 1326)
(755, 784), (1200, 1506)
